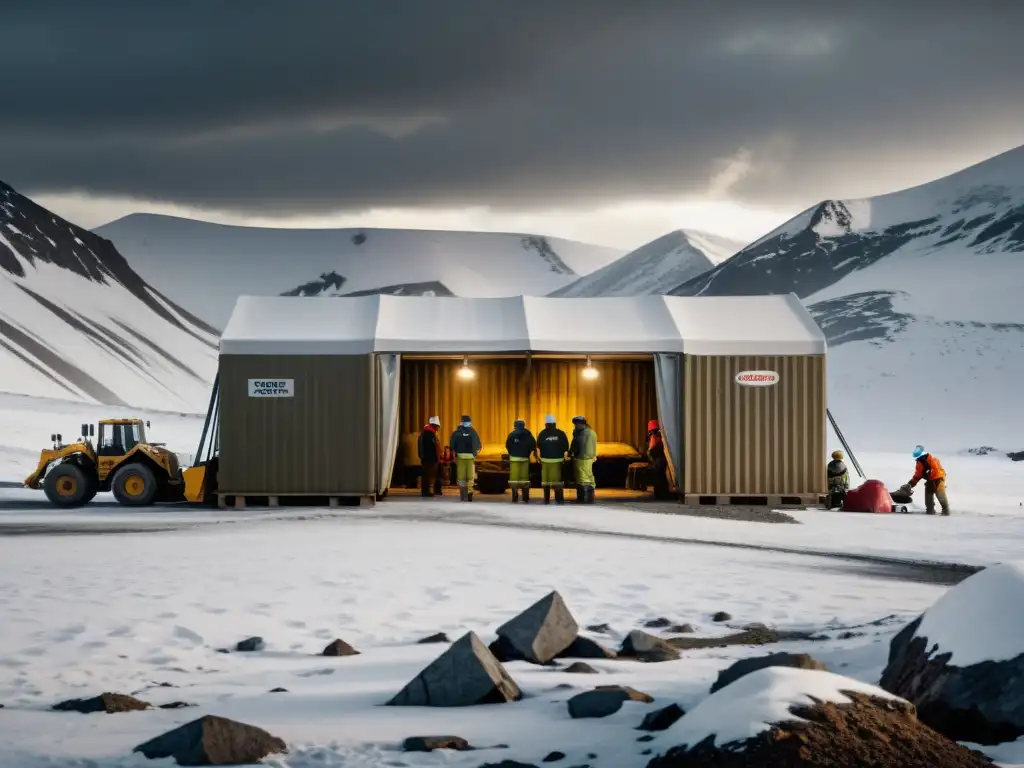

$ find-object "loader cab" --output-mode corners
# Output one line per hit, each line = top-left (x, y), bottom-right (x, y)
(97, 419), (149, 457)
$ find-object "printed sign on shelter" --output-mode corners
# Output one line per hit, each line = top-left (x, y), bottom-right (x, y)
(735, 370), (780, 387)
(248, 379), (295, 397)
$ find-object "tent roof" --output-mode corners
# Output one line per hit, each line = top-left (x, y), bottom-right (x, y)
(219, 294), (826, 356)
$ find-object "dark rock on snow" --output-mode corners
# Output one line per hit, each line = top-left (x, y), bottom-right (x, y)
(586, 623), (612, 634)
(637, 734), (656, 742)
(133, 714), (287, 766)
(712, 611), (732, 622)
(557, 636), (617, 659)
(387, 631), (522, 706)
(567, 685), (653, 719)
(710, 653), (828, 694)
(268, 687), (288, 693)
(479, 762), (542, 768)
(402, 735), (473, 752)
(563, 661), (599, 674)
(417, 632), (451, 644)
(638, 703), (686, 731)
(495, 590), (579, 664)
(235, 636), (265, 652)
(158, 701), (195, 709)
(52, 692), (150, 713)
(1006, 450), (1024, 462)
(643, 617), (673, 628)
(322, 638), (360, 656)
(645, 692), (992, 768)
(668, 623), (695, 634)
(543, 751), (567, 761)
(489, 634), (538, 664)
(881, 615), (1024, 744)
(618, 630), (681, 662)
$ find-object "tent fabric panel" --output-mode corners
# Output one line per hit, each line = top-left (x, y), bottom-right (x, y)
(662, 294), (826, 356)
(219, 294), (381, 356)
(374, 295), (530, 352)
(375, 353), (402, 495)
(522, 296), (684, 353)
(653, 353), (683, 489)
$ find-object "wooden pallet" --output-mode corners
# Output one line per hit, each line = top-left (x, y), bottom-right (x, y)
(217, 494), (377, 509)
(682, 493), (824, 508)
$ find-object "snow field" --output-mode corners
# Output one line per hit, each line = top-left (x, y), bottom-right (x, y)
(0, 515), (948, 767)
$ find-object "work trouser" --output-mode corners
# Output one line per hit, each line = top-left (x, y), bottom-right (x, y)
(421, 462), (438, 496)
(509, 457), (530, 488)
(456, 455), (476, 488)
(574, 457), (595, 488)
(925, 478), (950, 514)
(540, 458), (564, 488)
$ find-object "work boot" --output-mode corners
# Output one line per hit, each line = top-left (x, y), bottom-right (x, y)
(926, 509), (935, 515)
(941, 510), (950, 516)
(585, 486), (595, 504)
(459, 485), (468, 502)
(523, 487), (530, 503)
(555, 487), (564, 504)
(575, 486), (584, 503)
(543, 487), (551, 504)
(511, 488), (519, 503)
(467, 491), (473, 502)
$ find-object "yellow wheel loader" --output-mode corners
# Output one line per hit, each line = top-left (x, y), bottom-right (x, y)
(23, 419), (186, 508)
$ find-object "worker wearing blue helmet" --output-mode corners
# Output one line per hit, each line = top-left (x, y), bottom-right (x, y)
(907, 444), (950, 516)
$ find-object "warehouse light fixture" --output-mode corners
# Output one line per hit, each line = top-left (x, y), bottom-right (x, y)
(457, 357), (475, 380)
(582, 356), (599, 380)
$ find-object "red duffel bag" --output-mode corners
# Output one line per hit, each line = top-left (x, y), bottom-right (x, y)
(842, 479), (894, 514)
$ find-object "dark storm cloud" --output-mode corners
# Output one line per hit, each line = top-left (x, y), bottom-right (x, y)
(2, 0), (1022, 213)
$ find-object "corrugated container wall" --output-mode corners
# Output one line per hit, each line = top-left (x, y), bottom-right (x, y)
(399, 359), (656, 451)
(218, 354), (376, 496)
(683, 355), (826, 496)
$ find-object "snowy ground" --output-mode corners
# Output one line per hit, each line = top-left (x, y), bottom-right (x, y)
(1, 485), (1023, 766)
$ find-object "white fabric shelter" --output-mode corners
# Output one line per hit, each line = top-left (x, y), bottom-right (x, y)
(220, 294), (826, 356)
(220, 295), (381, 356)
(661, 294), (825, 356)
(523, 296), (682, 353)
(375, 295), (529, 352)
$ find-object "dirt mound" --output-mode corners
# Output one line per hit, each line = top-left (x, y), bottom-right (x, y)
(647, 693), (993, 767)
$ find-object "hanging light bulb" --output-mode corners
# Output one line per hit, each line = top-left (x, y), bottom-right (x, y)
(457, 356), (475, 380)
(582, 356), (599, 380)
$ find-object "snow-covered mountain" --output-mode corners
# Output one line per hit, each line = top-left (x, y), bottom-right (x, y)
(669, 145), (1024, 451)
(94, 215), (625, 329)
(549, 229), (743, 297)
(0, 182), (218, 413)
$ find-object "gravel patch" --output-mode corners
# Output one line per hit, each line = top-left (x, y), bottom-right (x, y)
(623, 502), (799, 524)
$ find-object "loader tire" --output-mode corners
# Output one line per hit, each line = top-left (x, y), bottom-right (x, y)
(43, 463), (91, 508)
(111, 463), (158, 507)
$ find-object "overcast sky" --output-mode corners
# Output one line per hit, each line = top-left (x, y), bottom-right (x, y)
(3, 1), (1023, 248)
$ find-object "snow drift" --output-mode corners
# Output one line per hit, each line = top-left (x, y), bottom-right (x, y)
(93, 214), (625, 329)
(550, 229), (742, 298)
(0, 182), (218, 413)
(669, 144), (1024, 451)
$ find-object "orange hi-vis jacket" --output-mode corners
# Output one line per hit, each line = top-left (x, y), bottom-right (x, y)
(911, 453), (946, 484)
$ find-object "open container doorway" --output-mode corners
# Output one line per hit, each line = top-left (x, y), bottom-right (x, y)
(390, 353), (666, 500)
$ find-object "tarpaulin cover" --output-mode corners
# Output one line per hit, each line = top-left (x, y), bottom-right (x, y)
(842, 479), (894, 514)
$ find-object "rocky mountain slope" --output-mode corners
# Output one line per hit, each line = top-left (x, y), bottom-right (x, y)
(668, 145), (1024, 450)
(549, 229), (742, 297)
(0, 182), (218, 412)
(94, 214), (625, 329)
